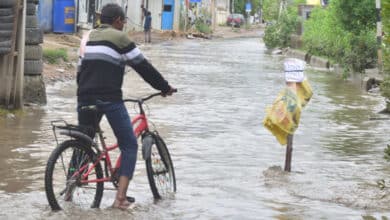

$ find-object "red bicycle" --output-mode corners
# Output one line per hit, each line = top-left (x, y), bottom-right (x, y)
(44, 92), (177, 211)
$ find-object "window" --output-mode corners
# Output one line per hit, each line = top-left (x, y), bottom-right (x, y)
(163, 5), (172, 12)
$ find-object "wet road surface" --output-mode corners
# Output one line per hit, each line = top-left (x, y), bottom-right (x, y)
(0, 37), (390, 219)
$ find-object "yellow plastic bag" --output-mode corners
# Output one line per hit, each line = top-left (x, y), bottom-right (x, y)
(296, 79), (313, 108)
(263, 88), (302, 145)
(263, 114), (290, 145)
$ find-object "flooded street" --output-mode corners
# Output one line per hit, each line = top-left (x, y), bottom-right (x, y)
(1, 37), (390, 219)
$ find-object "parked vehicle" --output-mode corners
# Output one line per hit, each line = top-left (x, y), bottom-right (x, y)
(226, 13), (245, 27)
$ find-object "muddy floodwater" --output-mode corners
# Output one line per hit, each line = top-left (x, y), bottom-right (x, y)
(1, 37), (390, 219)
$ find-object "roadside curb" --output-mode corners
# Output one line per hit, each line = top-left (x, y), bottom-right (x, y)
(284, 48), (384, 92)
(285, 48), (329, 70)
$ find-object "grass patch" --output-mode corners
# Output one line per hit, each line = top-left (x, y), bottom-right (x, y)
(0, 108), (8, 117)
(0, 108), (24, 118)
(195, 20), (212, 34)
(380, 78), (390, 99)
(43, 48), (68, 64)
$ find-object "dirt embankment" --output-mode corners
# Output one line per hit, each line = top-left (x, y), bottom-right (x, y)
(42, 34), (80, 84)
(41, 25), (264, 84)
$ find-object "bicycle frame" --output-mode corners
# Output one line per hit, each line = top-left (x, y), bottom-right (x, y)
(68, 91), (171, 185)
(75, 110), (149, 184)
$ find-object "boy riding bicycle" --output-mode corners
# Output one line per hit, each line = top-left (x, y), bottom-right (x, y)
(77, 3), (176, 210)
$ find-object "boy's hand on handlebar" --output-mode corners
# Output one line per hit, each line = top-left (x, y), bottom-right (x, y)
(162, 87), (177, 97)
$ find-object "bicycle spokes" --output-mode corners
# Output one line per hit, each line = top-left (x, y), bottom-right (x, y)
(45, 140), (104, 210)
(149, 142), (175, 197)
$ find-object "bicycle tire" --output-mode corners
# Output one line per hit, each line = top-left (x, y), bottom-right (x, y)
(144, 133), (176, 199)
(45, 140), (104, 211)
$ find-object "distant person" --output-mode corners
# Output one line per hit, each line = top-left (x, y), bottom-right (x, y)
(140, 4), (148, 16)
(140, 4), (148, 24)
(144, 11), (152, 43)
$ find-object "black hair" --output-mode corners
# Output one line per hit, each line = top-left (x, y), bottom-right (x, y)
(100, 3), (125, 24)
(147, 11), (151, 16)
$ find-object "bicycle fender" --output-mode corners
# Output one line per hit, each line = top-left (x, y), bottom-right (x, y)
(59, 130), (93, 146)
(142, 134), (154, 160)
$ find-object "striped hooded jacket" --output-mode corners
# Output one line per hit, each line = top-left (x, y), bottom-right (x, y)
(77, 24), (170, 103)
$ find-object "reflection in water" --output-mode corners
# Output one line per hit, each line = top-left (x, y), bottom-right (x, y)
(317, 74), (388, 156)
(0, 108), (47, 192)
(0, 38), (389, 219)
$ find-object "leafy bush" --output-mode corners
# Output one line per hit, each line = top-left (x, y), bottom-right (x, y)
(263, 8), (299, 49)
(380, 0), (390, 98)
(302, 7), (338, 57)
(380, 78), (390, 99)
(263, 23), (280, 49)
(331, 0), (376, 34)
(194, 18), (212, 34)
(342, 29), (377, 72)
(43, 48), (68, 64)
(383, 0), (390, 74)
(262, 0), (281, 22)
(302, 1), (377, 73)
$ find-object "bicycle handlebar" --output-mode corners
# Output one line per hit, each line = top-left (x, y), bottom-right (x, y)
(123, 89), (178, 104)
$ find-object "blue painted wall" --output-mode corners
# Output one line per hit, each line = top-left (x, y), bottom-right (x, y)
(53, 0), (76, 33)
(162, 0), (174, 30)
(38, 0), (53, 32)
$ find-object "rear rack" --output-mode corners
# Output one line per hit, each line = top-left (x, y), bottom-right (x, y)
(50, 120), (95, 146)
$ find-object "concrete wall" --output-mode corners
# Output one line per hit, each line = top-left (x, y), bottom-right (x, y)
(285, 48), (330, 69)
(77, 0), (130, 30)
(216, 0), (229, 25)
(126, 0), (180, 31)
(125, 0), (143, 31)
(149, 0), (163, 30)
(216, 10), (228, 25)
(174, 0), (180, 30)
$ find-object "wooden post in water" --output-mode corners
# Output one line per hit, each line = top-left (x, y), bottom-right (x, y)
(0, 0), (24, 109)
(11, 0), (25, 109)
(284, 134), (293, 172)
(284, 82), (296, 172)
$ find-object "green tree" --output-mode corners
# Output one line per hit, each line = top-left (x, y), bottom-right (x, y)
(262, 0), (281, 22)
(332, 0), (376, 34)
(233, 0), (245, 14)
(302, 0), (377, 73)
(381, 0), (390, 100)
(262, 0), (303, 49)
(383, 0), (390, 74)
(232, 0), (263, 16)
(250, 0), (262, 15)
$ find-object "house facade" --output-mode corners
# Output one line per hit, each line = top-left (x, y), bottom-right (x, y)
(38, 0), (229, 33)
(38, 0), (182, 32)
(77, 0), (181, 31)
(216, 0), (229, 25)
(306, 0), (328, 6)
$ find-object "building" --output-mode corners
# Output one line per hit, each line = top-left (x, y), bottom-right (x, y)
(38, 0), (230, 33)
(306, 0), (328, 6)
(38, 0), (182, 33)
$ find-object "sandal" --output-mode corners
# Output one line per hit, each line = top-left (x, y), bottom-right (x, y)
(112, 198), (133, 210)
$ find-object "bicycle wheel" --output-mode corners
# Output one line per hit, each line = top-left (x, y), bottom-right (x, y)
(45, 140), (104, 211)
(145, 133), (176, 199)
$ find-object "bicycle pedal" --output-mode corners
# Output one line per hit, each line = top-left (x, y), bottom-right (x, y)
(126, 196), (135, 203)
